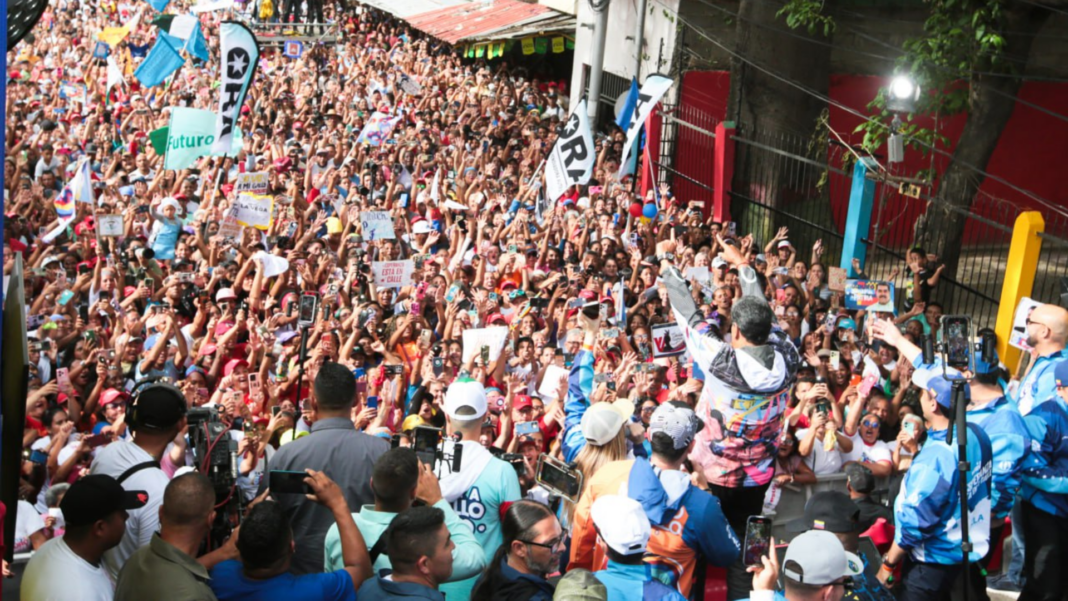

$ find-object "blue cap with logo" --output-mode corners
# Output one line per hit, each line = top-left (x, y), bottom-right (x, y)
(1053, 359), (1068, 388)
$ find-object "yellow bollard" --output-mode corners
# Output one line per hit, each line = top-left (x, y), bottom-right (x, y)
(995, 211), (1045, 370)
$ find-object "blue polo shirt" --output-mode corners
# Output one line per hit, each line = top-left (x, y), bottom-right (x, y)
(209, 559), (355, 601)
(594, 560), (687, 601)
(1013, 349), (1068, 415)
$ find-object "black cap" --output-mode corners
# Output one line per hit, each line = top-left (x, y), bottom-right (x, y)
(132, 384), (187, 431)
(60, 475), (147, 528)
(845, 463), (876, 495)
(786, 491), (862, 533)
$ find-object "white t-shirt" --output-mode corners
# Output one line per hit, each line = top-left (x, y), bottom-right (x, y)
(797, 428), (843, 475)
(21, 538), (114, 601)
(14, 500), (46, 553)
(89, 439), (170, 579)
(843, 433), (893, 466)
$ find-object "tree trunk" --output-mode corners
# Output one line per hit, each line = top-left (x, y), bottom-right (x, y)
(727, 0), (834, 238)
(917, 4), (1051, 284)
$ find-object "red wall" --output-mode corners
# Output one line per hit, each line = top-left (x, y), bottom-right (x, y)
(671, 70), (1068, 240)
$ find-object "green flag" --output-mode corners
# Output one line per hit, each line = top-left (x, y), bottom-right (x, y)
(163, 107), (243, 170)
(149, 126), (169, 155)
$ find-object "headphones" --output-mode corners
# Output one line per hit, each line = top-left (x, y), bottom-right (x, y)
(126, 378), (188, 432)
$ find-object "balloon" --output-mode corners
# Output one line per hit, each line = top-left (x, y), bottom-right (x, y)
(629, 202), (643, 218)
(642, 203), (659, 219)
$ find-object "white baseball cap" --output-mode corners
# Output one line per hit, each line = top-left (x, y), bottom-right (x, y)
(783, 530), (863, 586)
(443, 377), (488, 420)
(580, 399), (635, 446)
(648, 401), (703, 450)
(412, 220), (432, 235)
(216, 288), (237, 302)
(591, 495), (650, 556)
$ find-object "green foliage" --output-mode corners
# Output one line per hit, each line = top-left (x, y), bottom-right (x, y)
(778, 0), (1018, 174)
(776, 0), (836, 37)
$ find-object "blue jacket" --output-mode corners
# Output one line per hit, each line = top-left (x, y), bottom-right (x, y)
(562, 347), (595, 464)
(893, 425), (993, 565)
(357, 572), (445, 600)
(1013, 349), (1068, 415)
(966, 395), (1030, 520)
(1019, 396), (1068, 518)
(594, 560), (687, 601)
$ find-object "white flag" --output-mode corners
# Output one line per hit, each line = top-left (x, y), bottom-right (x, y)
(545, 98), (595, 204)
(106, 57), (125, 92)
(211, 21), (259, 155)
(430, 168), (440, 205)
(617, 75), (673, 178)
(71, 159), (95, 204)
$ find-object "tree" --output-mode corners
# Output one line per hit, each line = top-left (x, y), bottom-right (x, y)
(785, 0), (1055, 282)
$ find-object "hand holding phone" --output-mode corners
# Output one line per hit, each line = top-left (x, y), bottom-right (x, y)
(743, 516), (772, 567)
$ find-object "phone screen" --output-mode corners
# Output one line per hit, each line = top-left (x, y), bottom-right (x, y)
(298, 294), (318, 325)
(536, 454), (582, 501)
(269, 470), (312, 494)
(515, 421), (540, 436)
(366, 395), (379, 410)
(943, 316), (972, 370)
(743, 516), (772, 566)
(413, 426), (440, 466)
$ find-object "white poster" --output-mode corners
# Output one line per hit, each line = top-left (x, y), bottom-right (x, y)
(234, 192), (273, 230)
(651, 322), (687, 357)
(217, 207), (243, 241)
(538, 364), (570, 400)
(360, 211), (396, 240)
(462, 327), (511, 363)
(235, 171), (269, 195)
(545, 98), (595, 203)
(1010, 297), (1042, 351)
(371, 260), (414, 289)
(617, 75), (674, 178)
(398, 73), (422, 96)
(98, 215), (124, 237)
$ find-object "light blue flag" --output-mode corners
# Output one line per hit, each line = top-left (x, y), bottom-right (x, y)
(186, 21), (210, 62)
(616, 77), (639, 130)
(148, 0), (170, 12)
(135, 34), (184, 88)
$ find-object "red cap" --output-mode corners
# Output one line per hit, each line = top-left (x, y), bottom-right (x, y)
(100, 388), (129, 406)
(486, 313), (507, 325)
(513, 395), (534, 410)
(500, 281), (518, 291)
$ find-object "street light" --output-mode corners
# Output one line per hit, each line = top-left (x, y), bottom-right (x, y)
(887, 74), (920, 113)
(886, 74), (919, 163)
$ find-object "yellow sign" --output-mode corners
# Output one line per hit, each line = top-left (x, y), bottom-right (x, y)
(552, 37), (565, 53)
(521, 38), (535, 55)
(98, 26), (131, 47)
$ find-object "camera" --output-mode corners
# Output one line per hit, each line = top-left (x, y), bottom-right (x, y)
(186, 405), (242, 547)
(535, 454), (583, 502)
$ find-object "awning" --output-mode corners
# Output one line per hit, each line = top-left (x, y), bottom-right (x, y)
(405, 0), (574, 45)
(359, 0), (467, 19)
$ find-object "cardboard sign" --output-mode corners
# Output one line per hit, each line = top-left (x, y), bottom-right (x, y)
(218, 208), (243, 242)
(461, 327), (510, 363)
(234, 193), (273, 230)
(651, 322), (686, 357)
(1009, 297), (1042, 351)
(97, 215), (124, 237)
(235, 171), (269, 195)
(844, 280), (895, 313)
(93, 41), (110, 59)
(684, 266), (710, 283)
(371, 260), (414, 289)
(828, 267), (848, 292)
(360, 211), (395, 240)
(397, 73), (422, 96)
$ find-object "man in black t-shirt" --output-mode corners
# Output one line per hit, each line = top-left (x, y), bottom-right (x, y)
(902, 247), (946, 312)
(845, 463), (894, 530)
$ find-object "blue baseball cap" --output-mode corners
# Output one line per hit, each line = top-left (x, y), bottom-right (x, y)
(912, 368), (965, 409)
(837, 317), (857, 331)
(1053, 360), (1068, 388)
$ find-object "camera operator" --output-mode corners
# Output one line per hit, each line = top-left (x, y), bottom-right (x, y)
(89, 382), (187, 579)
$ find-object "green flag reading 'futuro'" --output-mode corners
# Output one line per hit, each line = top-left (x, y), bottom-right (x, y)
(162, 107), (244, 170)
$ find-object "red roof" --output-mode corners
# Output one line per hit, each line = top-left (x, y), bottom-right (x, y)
(405, 0), (556, 45)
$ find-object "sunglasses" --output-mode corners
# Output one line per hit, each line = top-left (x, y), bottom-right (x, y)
(861, 420), (880, 428)
(520, 537), (563, 550)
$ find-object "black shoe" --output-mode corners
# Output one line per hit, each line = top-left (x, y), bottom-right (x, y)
(987, 575), (1021, 593)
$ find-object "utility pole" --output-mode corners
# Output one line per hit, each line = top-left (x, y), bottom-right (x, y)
(633, 0), (647, 80)
(586, 0), (610, 123)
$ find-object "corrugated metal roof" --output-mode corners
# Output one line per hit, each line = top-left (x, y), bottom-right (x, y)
(405, 0), (566, 45)
(475, 13), (575, 41)
(359, 0), (468, 19)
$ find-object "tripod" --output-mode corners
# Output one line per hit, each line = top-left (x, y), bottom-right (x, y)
(294, 323), (311, 406)
(947, 380), (972, 601)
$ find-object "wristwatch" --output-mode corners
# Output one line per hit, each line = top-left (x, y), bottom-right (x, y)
(881, 554), (898, 569)
(657, 252), (675, 263)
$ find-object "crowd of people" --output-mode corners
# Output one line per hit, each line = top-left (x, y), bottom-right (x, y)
(6, 0), (1068, 600)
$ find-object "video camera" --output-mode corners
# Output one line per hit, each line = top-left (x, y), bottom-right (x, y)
(920, 316), (997, 377)
(187, 405), (242, 548)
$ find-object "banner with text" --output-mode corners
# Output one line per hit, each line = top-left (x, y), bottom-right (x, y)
(235, 171), (269, 195)
(617, 75), (673, 178)
(234, 193), (273, 230)
(371, 260), (414, 289)
(545, 97), (595, 203)
(360, 211), (396, 240)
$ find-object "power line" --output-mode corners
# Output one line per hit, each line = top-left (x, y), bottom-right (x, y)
(1009, 0), (1068, 19)
(673, 15), (1068, 219)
